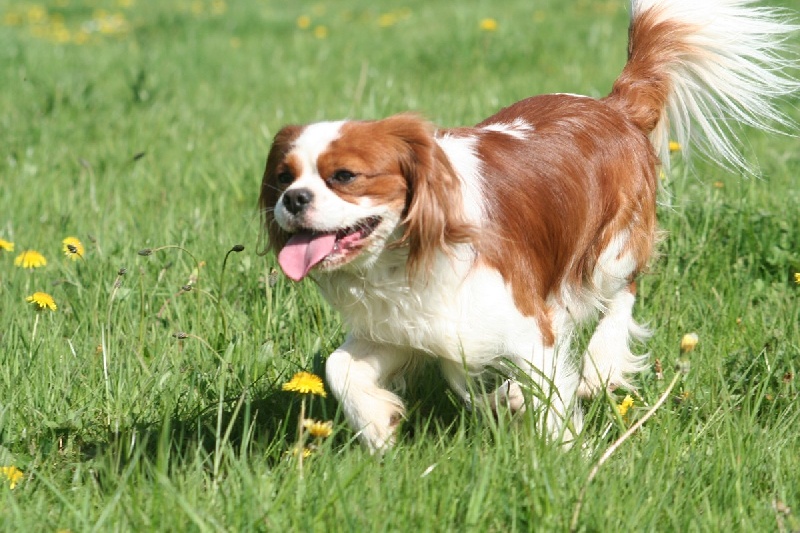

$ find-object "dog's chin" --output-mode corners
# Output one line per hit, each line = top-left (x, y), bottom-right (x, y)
(277, 215), (393, 281)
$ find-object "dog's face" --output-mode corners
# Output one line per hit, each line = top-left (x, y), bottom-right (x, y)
(260, 114), (474, 280)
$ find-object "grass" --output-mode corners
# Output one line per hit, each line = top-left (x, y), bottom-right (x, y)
(1, 0), (799, 530)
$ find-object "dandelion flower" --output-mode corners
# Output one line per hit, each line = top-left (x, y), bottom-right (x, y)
(285, 447), (313, 459)
(296, 15), (311, 29)
(0, 238), (14, 252)
(3, 12), (23, 26)
(617, 395), (634, 417)
(680, 332), (699, 354)
(669, 141), (682, 152)
(62, 236), (85, 260)
(313, 25), (328, 39)
(378, 13), (398, 27)
(210, 0), (227, 16)
(27, 6), (47, 24)
(303, 419), (333, 439)
(26, 292), (57, 311)
(794, 272), (800, 285)
(282, 371), (326, 397)
(480, 18), (498, 31)
(14, 250), (47, 269)
(1, 466), (23, 489)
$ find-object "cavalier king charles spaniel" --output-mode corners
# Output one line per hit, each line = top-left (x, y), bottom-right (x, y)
(260, 0), (798, 451)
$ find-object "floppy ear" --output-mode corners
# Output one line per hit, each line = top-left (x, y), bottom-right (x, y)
(384, 114), (476, 275)
(258, 125), (302, 255)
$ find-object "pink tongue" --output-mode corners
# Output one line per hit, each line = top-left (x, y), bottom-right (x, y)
(278, 232), (337, 281)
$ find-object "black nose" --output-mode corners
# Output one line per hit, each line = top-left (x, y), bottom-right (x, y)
(283, 188), (313, 215)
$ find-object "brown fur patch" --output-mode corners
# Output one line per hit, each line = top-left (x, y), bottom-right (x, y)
(472, 95), (658, 344)
(259, 125), (303, 253)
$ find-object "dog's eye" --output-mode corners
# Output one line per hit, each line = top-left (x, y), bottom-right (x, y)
(331, 169), (357, 184)
(277, 171), (294, 185)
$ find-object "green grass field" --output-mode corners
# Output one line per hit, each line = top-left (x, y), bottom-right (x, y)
(1, 0), (799, 530)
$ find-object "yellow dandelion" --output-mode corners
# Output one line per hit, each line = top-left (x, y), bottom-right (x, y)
(669, 140), (682, 152)
(62, 236), (85, 260)
(27, 5), (47, 24)
(1, 466), (23, 489)
(313, 25), (328, 39)
(0, 238), (14, 252)
(680, 332), (699, 354)
(14, 250), (47, 269)
(211, 0), (227, 15)
(74, 29), (91, 44)
(378, 13), (397, 28)
(27, 292), (57, 311)
(296, 15), (311, 30)
(617, 395), (634, 417)
(285, 446), (313, 459)
(97, 13), (129, 35)
(282, 371), (326, 397)
(303, 419), (333, 439)
(794, 272), (800, 284)
(3, 12), (23, 26)
(479, 18), (498, 32)
(51, 25), (71, 44)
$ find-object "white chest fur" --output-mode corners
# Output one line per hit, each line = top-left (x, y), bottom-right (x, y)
(316, 246), (540, 370)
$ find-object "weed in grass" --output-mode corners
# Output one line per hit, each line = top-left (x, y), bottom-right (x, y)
(0, 466), (23, 490)
(13, 249), (47, 269)
(62, 236), (85, 260)
(281, 370), (332, 471)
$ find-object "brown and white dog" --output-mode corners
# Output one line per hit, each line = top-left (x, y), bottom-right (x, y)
(259, 0), (798, 451)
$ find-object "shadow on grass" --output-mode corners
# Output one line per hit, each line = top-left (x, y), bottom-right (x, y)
(23, 356), (473, 483)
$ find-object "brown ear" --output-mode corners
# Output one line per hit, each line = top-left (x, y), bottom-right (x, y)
(385, 114), (476, 276)
(258, 125), (302, 255)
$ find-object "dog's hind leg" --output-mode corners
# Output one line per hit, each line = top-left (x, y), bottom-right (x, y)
(577, 282), (650, 398)
(466, 318), (584, 446)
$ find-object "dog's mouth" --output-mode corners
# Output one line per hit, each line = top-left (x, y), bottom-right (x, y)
(277, 216), (383, 281)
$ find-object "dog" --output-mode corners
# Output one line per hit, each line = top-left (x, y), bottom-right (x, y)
(259, 0), (798, 452)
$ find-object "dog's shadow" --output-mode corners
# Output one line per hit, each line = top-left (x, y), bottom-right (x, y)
(35, 358), (468, 482)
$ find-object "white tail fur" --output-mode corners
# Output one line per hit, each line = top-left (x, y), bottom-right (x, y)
(633, 0), (799, 173)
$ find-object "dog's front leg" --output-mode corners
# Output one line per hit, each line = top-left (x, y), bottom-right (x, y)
(326, 335), (412, 453)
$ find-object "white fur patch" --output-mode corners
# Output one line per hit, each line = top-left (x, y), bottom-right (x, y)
(592, 230), (636, 299)
(480, 117), (535, 140)
(292, 120), (346, 177)
(435, 133), (486, 224)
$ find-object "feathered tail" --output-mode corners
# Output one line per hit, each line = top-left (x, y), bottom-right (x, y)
(604, 0), (799, 174)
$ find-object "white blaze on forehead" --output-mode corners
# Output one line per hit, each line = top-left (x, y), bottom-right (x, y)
(291, 120), (347, 179)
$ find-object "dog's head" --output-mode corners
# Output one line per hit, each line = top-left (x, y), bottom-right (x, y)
(259, 114), (475, 281)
